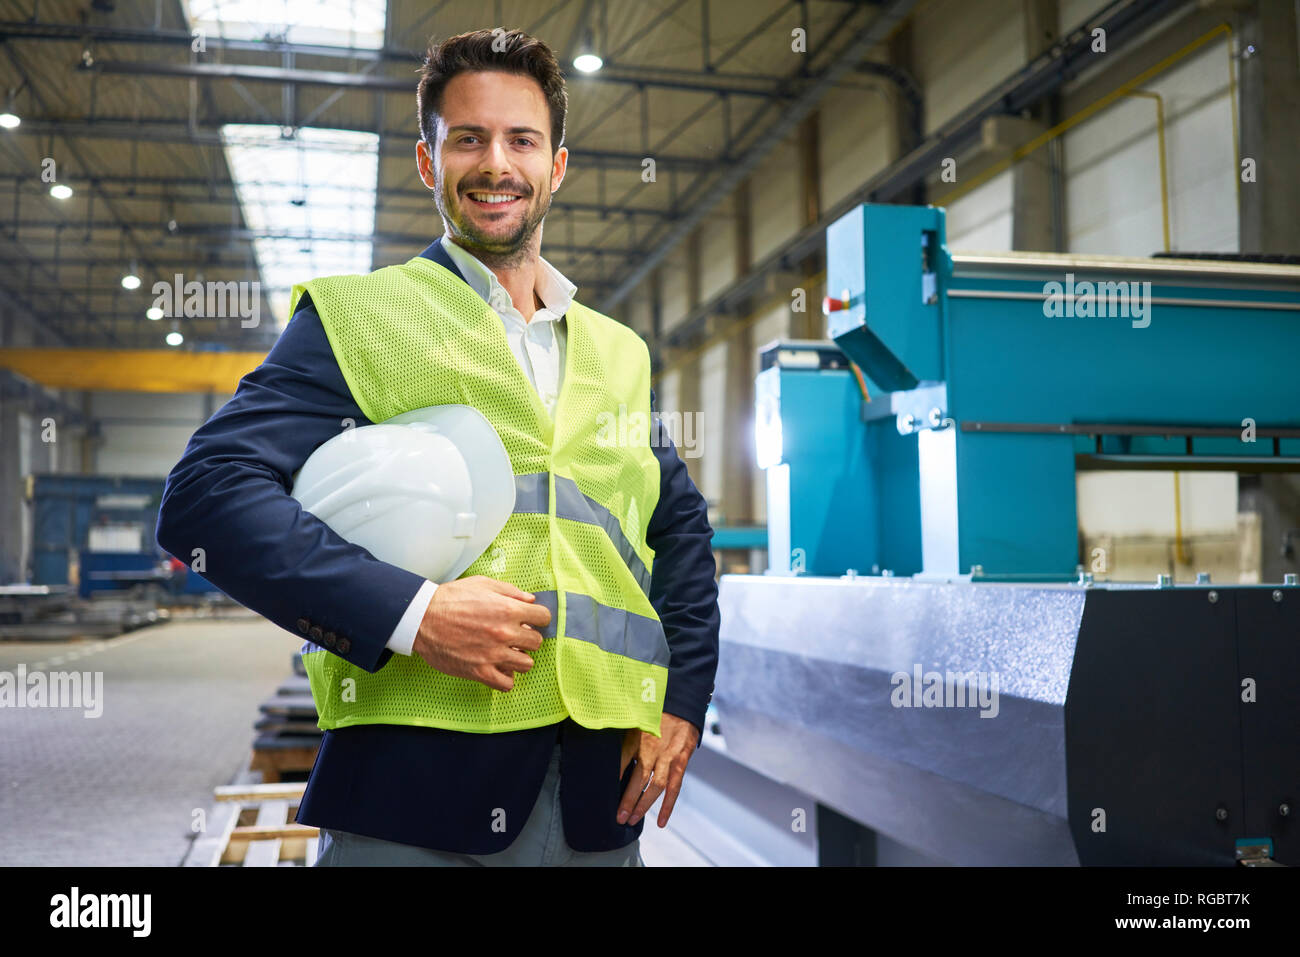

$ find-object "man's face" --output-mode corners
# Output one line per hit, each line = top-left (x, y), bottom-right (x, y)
(417, 70), (567, 265)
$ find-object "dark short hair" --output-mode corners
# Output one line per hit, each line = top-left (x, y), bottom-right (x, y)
(417, 28), (567, 154)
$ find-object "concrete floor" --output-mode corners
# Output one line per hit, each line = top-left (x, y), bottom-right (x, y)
(0, 614), (711, 866)
(0, 614), (299, 865)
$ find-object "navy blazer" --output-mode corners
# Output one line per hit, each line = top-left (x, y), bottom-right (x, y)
(155, 239), (720, 854)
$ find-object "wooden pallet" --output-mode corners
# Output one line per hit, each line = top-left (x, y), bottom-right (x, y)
(251, 684), (321, 782)
(248, 733), (320, 783)
(185, 782), (319, 866)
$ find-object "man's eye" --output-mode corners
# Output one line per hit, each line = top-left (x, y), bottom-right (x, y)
(515, 138), (534, 147)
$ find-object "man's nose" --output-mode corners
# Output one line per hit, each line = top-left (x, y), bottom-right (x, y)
(479, 136), (511, 176)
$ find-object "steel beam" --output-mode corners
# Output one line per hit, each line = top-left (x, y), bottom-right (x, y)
(599, 0), (920, 311)
(8, 119), (721, 171)
(0, 173), (675, 219)
(0, 20), (796, 99)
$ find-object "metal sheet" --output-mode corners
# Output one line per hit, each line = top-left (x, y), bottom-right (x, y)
(714, 574), (1085, 864)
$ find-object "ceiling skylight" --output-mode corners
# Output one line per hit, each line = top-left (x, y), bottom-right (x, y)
(186, 0), (387, 49)
(221, 125), (380, 326)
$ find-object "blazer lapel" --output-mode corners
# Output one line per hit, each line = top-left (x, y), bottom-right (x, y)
(417, 238), (472, 288)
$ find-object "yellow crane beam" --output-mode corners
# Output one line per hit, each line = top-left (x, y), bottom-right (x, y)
(0, 349), (266, 394)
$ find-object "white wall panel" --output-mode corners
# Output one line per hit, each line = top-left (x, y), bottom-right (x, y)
(1065, 42), (1237, 255)
(913, 0), (1026, 133)
(659, 244), (692, 333)
(91, 391), (221, 478)
(819, 83), (896, 212)
(700, 212), (738, 305)
(945, 168), (1015, 250)
(750, 139), (802, 264)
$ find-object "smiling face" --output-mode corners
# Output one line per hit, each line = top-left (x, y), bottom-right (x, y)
(417, 70), (568, 268)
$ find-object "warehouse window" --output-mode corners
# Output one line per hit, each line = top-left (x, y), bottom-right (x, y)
(186, 0), (387, 48)
(221, 125), (380, 326)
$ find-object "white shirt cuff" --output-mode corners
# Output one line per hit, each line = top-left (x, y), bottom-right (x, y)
(386, 580), (437, 656)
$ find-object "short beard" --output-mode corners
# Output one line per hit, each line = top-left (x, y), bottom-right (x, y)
(436, 175), (550, 271)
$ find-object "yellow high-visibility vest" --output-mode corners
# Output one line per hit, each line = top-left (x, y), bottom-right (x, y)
(291, 255), (668, 735)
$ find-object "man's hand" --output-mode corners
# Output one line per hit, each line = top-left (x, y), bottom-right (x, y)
(411, 576), (552, 692)
(617, 713), (700, 828)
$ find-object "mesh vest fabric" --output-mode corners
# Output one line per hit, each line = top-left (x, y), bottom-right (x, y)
(290, 256), (667, 736)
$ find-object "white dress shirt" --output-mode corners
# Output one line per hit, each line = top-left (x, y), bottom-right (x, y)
(384, 235), (576, 655)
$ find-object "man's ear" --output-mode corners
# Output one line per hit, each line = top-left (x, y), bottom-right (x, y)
(416, 139), (437, 190)
(550, 146), (568, 193)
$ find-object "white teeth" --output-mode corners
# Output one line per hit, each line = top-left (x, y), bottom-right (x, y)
(469, 192), (519, 204)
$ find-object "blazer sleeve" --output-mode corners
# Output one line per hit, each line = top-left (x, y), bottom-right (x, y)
(154, 295), (426, 672)
(646, 390), (721, 741)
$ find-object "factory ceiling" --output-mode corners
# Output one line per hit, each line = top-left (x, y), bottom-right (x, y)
(0, 0), (902, 352)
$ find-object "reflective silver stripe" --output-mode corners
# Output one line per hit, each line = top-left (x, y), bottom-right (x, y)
(514, 473), (549, 514)
(554, 476), (652, 595)
(563, 592), (669, 668)
(510, 472), (653, 596)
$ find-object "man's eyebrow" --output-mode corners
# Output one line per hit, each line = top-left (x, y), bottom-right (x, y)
(447, 124), (546, 136)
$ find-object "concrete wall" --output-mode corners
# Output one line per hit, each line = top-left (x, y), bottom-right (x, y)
(1064, 41), (1238, 255)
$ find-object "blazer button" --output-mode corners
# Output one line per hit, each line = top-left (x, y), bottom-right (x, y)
(323, 631), (337, 648)
(309, 625), (323, 641)
(296, 618), (310, 634)
(336, 637), (351, 654)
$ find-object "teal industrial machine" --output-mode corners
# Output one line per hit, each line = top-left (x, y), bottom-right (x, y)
(714, 203), (1300, 866)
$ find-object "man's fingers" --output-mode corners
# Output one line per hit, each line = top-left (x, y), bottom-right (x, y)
(480, 576), (535, 601)
(512, 625), (543, 651)
(656, 758), (689, 827)
(501, 648), (535, 675)
(617, 760), (653, 823)
(518, 600), (552, 630)
(477, 666), (514, 692)
(474, 649), (535, 692)
(627, 765), (666, 826)
(619, 730), (639, 780)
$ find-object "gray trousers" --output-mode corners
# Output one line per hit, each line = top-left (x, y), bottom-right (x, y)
(314, 743), (644, 866)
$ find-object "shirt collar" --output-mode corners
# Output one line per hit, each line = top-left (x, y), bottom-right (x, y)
(438, 234), (576, 317)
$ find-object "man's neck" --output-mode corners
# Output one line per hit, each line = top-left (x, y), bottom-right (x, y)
(493, 264), (542, 322)
(448, 235), (544, 322)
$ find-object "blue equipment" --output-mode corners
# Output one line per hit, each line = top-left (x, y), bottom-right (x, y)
(715, 204), (1300, 865)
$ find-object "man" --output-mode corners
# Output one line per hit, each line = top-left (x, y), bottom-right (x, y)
(155, 27), (720, 866)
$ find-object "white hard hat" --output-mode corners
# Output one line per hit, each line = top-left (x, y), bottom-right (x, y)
(290, 404), (515, 584)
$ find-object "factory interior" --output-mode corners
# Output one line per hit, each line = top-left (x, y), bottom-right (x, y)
(1, 0), (1298, 881)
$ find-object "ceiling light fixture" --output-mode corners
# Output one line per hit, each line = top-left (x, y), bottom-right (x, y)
(0, 87), (18, 129)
